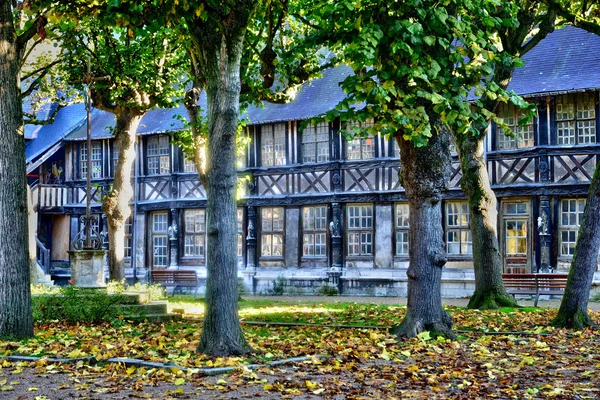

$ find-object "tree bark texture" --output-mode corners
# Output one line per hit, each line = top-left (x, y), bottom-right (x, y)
(102, 111), (143, 282)
(455, 134), (518, 310)
(0, 2), (34, 338)
(391, 122), (455, 339)
(189, 3), (256, 356)
(552, 161), (600, 329)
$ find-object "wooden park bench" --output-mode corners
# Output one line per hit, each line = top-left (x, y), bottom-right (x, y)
(151, 269), (199, 296)
(502, 273), (568, 307)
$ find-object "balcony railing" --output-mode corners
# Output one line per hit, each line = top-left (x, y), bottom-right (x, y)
(35, 237), (51, 275)
(38, 184), (68, 209)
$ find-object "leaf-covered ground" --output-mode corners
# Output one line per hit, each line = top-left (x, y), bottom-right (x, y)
(1, 300), (599, 399)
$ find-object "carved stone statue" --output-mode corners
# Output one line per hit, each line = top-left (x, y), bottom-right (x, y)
(537, 212), (549, 235)
(168, 221), (178, 240)
(246, 220), (256, 240)
(330, 220), (341, 238)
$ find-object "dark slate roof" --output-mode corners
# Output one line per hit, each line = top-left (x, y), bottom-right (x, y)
(65, 104), (189, 141)
(24, 102), (58, 140)
(243, 65), (352, 124)
(25, 26), (600, 151)
(25, 104), (87, 163)
(61, 65), (352, 141)
(509, 25), (600, 96)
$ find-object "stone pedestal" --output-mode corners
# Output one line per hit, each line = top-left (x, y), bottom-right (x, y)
(69, 250), (107, 288)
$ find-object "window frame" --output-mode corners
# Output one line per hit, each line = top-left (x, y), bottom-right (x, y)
(80, 142), (103, 179)
(555, 93), (597, 145)
(124, 215), (133, 264)
(445, 201), (472, 256)
(302, 205), (328, 258)
(496, 102), (535, 150)
(301, 121), (330, 164)
(501, 200), (531, 267)
(147, 135), (171, 176)
(151, 212), (169, 268)
(260, 207), (285, 258)
(394, 203), (410, 257)
(345, 119), (376, 160)
(183, 209), (206, 259)
(237, 208), (244, 258)
(559, 198), (586, 258)
(261, 124), (287, 167)
(346, 204), (374, 257)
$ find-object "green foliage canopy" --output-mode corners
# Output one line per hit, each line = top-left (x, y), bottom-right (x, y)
(302, 0), (524, 146)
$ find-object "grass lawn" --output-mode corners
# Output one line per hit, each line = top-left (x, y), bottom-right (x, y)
(1, 298), (599, 398)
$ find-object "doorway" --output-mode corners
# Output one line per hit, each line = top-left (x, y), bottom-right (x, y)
(502, 201), (531, 273)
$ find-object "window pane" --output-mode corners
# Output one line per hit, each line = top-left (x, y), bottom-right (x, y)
(272, 234), (283, 256)
(396, 231), (409, 256)
(497, 103), (534, 149)
(559, 199), (586, 256)
(261, 234), (272, 257)
(274, 124), (286, 165)
(153, 213), (168, 233)
(261, 129), (274, 167)
(347, 204), (373, 256)
(303, 206), (327, 257)
(261, 207), (284, 257)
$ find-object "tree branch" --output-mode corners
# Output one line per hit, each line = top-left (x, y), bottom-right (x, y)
(19, 38), (42, 70)
(520, 10), (557, 55)
(23, 103), (64, 126)
(21, 57), (62, 81)
(105, 27), (124, 73)
(16, 15), (46, 55)
(544, 0), (600, 36)
(289, 12), (322, 30)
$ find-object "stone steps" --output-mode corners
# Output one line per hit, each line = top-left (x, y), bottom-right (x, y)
(124, 313), (183, 322)
(118, 301), (168, 314)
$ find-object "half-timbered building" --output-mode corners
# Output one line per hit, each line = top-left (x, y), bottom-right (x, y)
(25, 26), (600, 296)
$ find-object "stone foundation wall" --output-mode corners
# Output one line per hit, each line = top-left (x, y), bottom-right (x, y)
(123, 266), (600, 299)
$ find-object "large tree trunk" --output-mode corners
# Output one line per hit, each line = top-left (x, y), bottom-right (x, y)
(391, 122), (455, 339)
(454, 134), (518, 309)
(551, 162), (600, 329)
(102, 111), (143, 282)
(190, 7), (255, 356)
(0, 2), (34, 338)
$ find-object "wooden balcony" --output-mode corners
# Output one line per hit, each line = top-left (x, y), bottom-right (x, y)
(36, 184), (69, 209)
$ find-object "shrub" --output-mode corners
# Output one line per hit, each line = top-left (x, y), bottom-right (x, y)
(318, 284), (338, 296)
(287, 286), (305, 296)
(106, 280), (166, 301)
(31, 284), (59, 296)
(106, 280), (128, 295)
(268, 276), (286, 296)
(32, 284), (124, 324)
